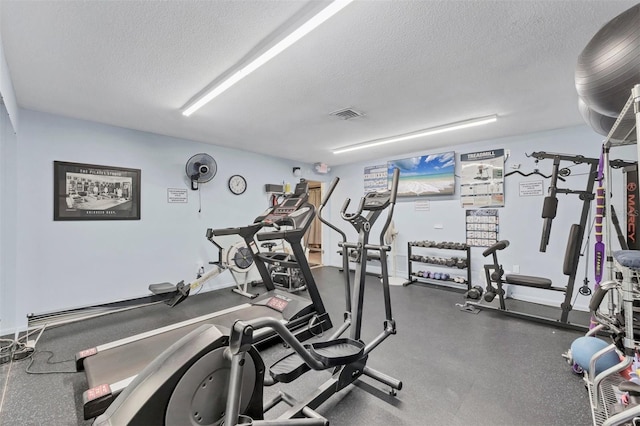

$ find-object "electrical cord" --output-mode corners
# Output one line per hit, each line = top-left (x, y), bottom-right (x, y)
(9, 340), (34, 361)
(0, 325), (53, 364)
(24, 350), (76, 375)
(0, 339), (15, 364)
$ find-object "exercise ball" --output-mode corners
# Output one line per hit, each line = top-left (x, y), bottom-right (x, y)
(575, 4), (640, 117)
(571, 336), (620, 375)
(578, 98), (637, 141)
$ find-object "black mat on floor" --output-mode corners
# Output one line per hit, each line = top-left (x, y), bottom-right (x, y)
(0, 267), (591, 425)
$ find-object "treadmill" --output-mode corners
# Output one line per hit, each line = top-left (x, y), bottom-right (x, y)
(75, 181), (333, 420)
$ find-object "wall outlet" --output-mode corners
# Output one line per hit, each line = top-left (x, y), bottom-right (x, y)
(434, 224), (443, 229)
(513, 265), (520, 273)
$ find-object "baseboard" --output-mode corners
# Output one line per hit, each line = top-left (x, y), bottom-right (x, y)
(0, 280), (241, 339)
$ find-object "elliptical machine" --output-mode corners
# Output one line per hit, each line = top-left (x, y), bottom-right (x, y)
(93, 169), (402, 426)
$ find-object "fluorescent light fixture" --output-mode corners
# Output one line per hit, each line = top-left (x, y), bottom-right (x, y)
(332, 115), (498, 154)
(182, 0), (354, 117)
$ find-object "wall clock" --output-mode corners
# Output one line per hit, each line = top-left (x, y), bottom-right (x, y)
(228, 174), (247, 195)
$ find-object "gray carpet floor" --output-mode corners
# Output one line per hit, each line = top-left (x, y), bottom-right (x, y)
(0, 267), (592, 425)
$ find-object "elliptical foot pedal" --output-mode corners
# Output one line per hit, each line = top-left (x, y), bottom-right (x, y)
(307, 338), (364, 367)
(270, 352), (311, 383)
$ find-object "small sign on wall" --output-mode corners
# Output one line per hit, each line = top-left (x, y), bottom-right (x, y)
(519, 180), (543, 197)
(415, 200), (430, 211)
(168, 188), (188, 203)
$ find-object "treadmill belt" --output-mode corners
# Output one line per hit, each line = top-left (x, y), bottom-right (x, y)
(84, 305), (279, 388)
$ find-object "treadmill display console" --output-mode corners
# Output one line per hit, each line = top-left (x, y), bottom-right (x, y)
(272, 197), (304, 216)
(261, 196), (306, 223)
(266, 295), (290, 312)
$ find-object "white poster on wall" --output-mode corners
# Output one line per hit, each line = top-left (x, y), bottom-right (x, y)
(167, 188), (188, 203)
(519, 180), (544, 197)
(460, 149), (505, 208)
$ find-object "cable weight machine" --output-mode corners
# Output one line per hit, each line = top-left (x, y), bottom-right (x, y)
(464, 151), (600, 330)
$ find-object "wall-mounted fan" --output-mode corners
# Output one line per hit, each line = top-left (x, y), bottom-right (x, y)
(186, 153), (217, 190)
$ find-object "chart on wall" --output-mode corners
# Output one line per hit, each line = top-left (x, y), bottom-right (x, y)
(466, 209), (499, 247)
(460, 149), (504, 208)
(364, 164), (388, 193)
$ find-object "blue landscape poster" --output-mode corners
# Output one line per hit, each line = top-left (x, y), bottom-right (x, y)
(387, 152), (455, 197)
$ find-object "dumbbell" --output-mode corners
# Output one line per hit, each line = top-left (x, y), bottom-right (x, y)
(464, 285), (484, 300)
(484, 288), (497, 302)
(445, 258), (456, 267)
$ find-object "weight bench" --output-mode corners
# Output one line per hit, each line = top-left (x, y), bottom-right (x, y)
(464, 223), (586, 329)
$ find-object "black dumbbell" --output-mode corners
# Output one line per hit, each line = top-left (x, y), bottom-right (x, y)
(465, 285), (484, 300)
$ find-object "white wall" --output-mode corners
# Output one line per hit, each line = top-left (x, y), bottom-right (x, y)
(0, 8), (19, 132)
(323, 125), (637, 312)
(0, 3), (19, 336)
(0, 100), (18, 336)
(4, 108), (637, 334)
(6, 109), (322, 333)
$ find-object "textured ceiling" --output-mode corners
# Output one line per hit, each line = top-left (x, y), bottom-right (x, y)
(0, 1), (636, 166)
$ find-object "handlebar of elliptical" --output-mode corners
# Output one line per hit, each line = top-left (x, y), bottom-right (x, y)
(320, 177), (339, 207)
(389, 167), (399, 204)
(232, 317), (326, 371)
(318, 177), (347, 242)
(379, 168), (400, 245)
(340, 196), (366, 221)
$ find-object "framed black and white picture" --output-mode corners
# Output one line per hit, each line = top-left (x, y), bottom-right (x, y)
(54, 161), (141, 221)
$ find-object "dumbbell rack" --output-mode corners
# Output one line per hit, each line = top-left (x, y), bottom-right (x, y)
(404, 241), (471, 292)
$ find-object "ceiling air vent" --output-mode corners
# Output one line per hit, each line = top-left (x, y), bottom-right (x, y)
(330, 107), (364, 120)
